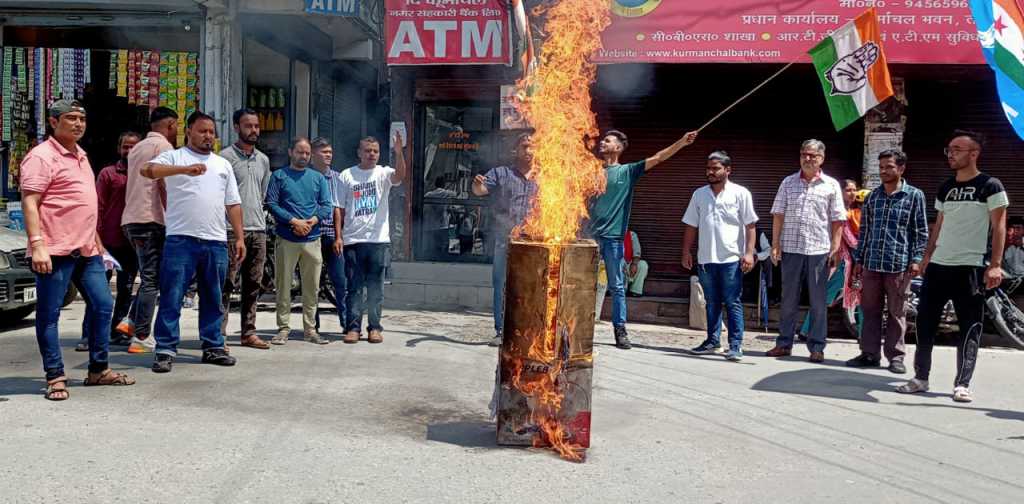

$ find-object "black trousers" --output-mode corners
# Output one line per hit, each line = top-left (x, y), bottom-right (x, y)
(913, 263), (985, 388)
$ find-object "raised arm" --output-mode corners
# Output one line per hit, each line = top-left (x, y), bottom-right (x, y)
(391, 131), (407, 185)
(644, 131), (698, 172)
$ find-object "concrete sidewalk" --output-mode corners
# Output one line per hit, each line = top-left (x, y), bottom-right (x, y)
(1, 303), (1022, 503)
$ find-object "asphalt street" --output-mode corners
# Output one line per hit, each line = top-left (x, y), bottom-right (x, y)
(1, 302), (1023, 503)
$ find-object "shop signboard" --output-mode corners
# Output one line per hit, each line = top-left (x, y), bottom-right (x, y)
(305, 0), (359, 17)
(385, 0), (512, 65)
(599, 0), (985, 64)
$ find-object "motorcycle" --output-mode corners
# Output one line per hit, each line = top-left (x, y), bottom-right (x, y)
(904, 276), (1024, 350)
(247, 212), (339, 307)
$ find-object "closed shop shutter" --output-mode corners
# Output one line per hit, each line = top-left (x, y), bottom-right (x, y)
(333, 80), (363, 168)
(901, 69), (1023, 221)
(594, 64), (863, 281)
(316, 67), (335, 143)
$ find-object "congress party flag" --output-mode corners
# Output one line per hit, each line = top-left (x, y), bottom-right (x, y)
(808, 8), (894, 131)
(970, 0), (1024, 140)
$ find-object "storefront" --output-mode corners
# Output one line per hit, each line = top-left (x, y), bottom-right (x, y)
(0, 1), (203, 200)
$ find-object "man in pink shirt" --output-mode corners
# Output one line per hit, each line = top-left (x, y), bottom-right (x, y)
(20, 99), (136, 401)
(119, 107), (177, 353)
(89, 131), (141, 350)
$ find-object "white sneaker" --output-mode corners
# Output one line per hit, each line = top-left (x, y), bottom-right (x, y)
(127, 336), (156, 354)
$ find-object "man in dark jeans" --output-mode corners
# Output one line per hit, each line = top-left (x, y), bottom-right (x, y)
(84, 131), (141, 351)
(337, 133), (406, 344)
(311, 136), (347, 334)
(220, 108), (272, 349)
(121, 106), (178, 354)
(20, 99), (135, 400)
(144, 111), (246, 373)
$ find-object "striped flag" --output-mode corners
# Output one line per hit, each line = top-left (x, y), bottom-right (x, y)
(970, 0), (1024, 140)
(511, 0), (537, 77)
(808, 8), (894, 131)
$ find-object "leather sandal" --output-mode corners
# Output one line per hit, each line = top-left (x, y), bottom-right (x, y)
(239, 335), (270, 350)
(45, 376), (69, 401)
(84, 369), (136, 387)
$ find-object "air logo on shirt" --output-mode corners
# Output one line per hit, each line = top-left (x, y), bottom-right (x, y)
(353, 181), (379, 217)
(945, 186), (978, 202)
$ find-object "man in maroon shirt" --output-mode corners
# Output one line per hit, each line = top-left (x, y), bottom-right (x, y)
(96, 132), (141, 347)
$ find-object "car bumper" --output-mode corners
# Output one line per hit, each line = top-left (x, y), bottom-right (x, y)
(0, 268), (37, 311)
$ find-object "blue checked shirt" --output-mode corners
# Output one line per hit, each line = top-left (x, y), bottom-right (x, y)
(852, 180), (929, 273)
(318, 167), (343, 239)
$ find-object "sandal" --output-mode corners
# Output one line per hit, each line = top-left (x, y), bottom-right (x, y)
(75, 339), (89, 352)
(45, 376), (69, 401)
(952, 386), (973, 403)
(239, 335), (270, 350)
(895, 378), (929, 394)
(83, 369), (136, 387)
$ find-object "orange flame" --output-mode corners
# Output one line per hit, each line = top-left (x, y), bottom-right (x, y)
(515, 0), (612, 243)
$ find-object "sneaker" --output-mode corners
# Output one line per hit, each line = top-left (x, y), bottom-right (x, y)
(271, 329), (289, 346)
(488, 335), (503, 347)
(202, 348), (237, 366)
(845, 353), (881, 368)
(613, 326), (632, 350)
(888, 360), (907, 374)
(952, 386), (973, 403)
(74, 338), (89, 352)
(725, 349), (744, 362)
(127, 336), (156, 354)
(109, 333), (132, 346)
(368, 329), (384, 344)
(343, 331), (360, 344)
(690, 340), (719, 355)
(152, 354), (174, 373)
(304, 330), (329, 345)
(115, 318), (135, 338)
(182, 297), (195, 309)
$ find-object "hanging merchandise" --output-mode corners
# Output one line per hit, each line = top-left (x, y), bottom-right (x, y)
(148, 52), (160, 110)
(139, 50), (151, 105)
(116, 49), (128, 97)
(3, 46), (13, 141)
(34, 49), (44, 140)
(26, 49), (34, 95)
(108, 50), (118, 91)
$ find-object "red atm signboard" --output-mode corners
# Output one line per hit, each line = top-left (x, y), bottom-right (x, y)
(385, 0), (512, 65)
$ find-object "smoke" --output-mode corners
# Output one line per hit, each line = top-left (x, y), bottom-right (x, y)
(596, 63), (655, 98)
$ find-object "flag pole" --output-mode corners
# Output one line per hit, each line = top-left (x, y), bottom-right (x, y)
(697, 61), (797, 132)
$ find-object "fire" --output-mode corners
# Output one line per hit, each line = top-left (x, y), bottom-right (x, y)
(501, 0), (609, 462)
(515, 0), (611, 243)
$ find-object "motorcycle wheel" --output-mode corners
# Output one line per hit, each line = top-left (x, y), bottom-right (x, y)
(986, 290), (1024, 350)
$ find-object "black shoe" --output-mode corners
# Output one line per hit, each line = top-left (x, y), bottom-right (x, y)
(110, 334), (132, 346)
(845, 353), (881, 368)
(614, 326), (632, 350)
(202, 348), (237, 367)
(796, 332), (808, 343)
(152, 354), (174, 373)
(888, 360), (907, 374)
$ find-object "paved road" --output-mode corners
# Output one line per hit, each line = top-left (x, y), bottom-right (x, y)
(1, 303), (1022, 503)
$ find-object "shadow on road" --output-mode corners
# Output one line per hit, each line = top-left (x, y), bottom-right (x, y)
(427, 420), (499, 449)
(390, 329), (490, 348)
(0, 376), (46, 396)
(752, 367), (939, 402)
(627, 343), (757, 365)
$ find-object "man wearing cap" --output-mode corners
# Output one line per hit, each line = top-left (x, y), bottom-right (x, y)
(590, 128), (699, 349)
(120, 106), (179, 354)
(20, 100), (136, 401)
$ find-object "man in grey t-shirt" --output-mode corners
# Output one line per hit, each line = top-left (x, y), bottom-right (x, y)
(219, 108), (272, 349)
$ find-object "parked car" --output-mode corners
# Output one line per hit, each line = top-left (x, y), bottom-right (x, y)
(0, 227), (38, 322)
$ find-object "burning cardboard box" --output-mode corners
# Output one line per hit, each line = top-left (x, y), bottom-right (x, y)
(497, 239), (598, 461)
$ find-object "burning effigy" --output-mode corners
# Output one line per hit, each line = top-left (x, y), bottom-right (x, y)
(495, 0), (612, 462)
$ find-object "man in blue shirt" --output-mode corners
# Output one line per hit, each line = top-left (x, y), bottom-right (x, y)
(265, 137), (334, 345)
(850, 150), (928, 374)
(472, 132), (538, 347)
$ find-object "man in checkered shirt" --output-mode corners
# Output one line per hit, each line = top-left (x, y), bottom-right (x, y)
(768, 139), (847, 363)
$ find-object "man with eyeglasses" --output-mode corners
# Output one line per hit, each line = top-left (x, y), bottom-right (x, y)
(767, 139), (847, 363)
(896, 130), (1009, 403)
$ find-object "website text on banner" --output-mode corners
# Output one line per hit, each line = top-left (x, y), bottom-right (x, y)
(385, 0), (512, 65)
(600, 0), (985, 64)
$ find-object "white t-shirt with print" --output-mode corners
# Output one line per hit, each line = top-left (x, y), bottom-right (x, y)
(338, 165), (399, 244)
(151, 146), (241, 242)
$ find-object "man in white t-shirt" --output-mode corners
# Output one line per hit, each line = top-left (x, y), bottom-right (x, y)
(142, 111), (246, 373)
(682, 151), (758, 362)
(337, 133), (406, 344)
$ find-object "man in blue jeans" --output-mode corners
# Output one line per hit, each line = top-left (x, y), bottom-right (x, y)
(472, 132), (537, 347)
(143, 111), (247, 373)
(311, 136), (347, 334)
(338, 133), (406, 344)
(589, 128), (698, 349)
(20, 100), (137, 400)
(681, 151), (758, 361)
